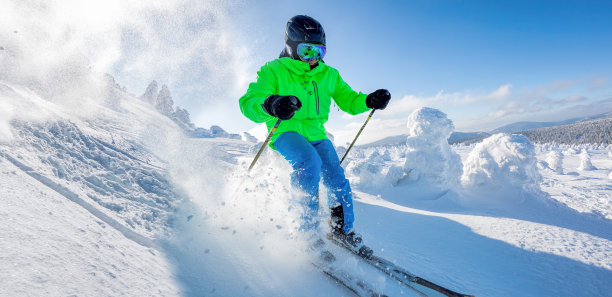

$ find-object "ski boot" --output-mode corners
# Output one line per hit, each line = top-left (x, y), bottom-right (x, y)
(329, 206), (374, 259)
(332, 230), (374, 259)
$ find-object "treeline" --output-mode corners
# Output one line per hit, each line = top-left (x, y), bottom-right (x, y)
(519, 117), (612, 145)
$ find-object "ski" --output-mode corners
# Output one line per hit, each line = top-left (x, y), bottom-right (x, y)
(312, 260), (388, 297)
(329, 236), (474, 297)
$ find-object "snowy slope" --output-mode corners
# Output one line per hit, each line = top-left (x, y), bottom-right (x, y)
(0, 156), (179, 296)
(339, 110), (612, 297)
(0, 77), (186, 296)
(0, 77), (390, 297)
(1, 72), (612, 297)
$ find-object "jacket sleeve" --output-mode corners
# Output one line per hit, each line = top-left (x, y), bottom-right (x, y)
(239, 63), (278, 123)
(331, 70), (370, 115)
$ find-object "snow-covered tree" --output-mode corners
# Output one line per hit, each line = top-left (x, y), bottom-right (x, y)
(140, 80), (159, 105)
(155, 85), (175, 115)
(578, 149), (597, 171)
(402, 107), (462, 189)
(461, 133), (543, 204)
(545, 150), (564, 174)
(520, 117), (612, 145)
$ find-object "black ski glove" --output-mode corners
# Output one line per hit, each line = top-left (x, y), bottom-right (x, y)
(366, 89), (391, 110)
(262, 95), (302, 120)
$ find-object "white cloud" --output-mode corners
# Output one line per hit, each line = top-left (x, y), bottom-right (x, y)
(330, 78), (605, 144)
(486, 84), (512, 101)
(488, 101), (526, 118)
(384, 83), (513, 118)
(485, 79), (603, 124)
(563, 95), (587, 103)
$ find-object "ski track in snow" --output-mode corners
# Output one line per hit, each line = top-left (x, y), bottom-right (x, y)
(0, 157), (180, 297)
(0, 151), (154, 248)
(353, 189), (612, 297)
(356, 191), (612, 271)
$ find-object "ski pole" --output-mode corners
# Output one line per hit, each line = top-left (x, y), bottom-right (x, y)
(248, 118), (282, 173)
(340, 109), (375, 164)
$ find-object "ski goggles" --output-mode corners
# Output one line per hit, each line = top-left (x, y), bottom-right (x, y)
(297, 43), (326, 61)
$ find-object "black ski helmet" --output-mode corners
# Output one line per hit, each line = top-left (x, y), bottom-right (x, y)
(282, 15), (326, 60)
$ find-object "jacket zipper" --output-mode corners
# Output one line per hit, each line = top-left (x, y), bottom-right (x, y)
(312, 81), (320, 115)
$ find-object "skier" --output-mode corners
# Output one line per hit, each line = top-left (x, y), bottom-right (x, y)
(239, 15), (390, 258)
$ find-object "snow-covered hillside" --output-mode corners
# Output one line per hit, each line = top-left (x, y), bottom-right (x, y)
(519, 116), (612, 145)
(0, 76), (361, 296)
(3, 74), (611, 296)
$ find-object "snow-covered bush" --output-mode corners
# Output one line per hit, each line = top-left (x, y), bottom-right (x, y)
(367, 150), (387, 163)
(461, 133), (542, 204)
(344, 146), (407, 189)
(545, 150), (564, 174)
(401, 107), (463, 189)
(385, 164), (404, 186)
(578, 149), (596, 171)
(387, 145), (405, 160)
(345, 150), (387, 188)
(564, 147), (579, 155)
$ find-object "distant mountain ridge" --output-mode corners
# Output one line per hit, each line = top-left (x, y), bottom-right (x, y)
(491, 112), (612, 134)
(518, 116), (612, 145)
(359, 112), (612, 148)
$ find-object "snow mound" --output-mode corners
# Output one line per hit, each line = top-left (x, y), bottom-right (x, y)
(545, 150), (564, 174)
(461, 133), (542, 205)
(346, 149), (388, 188)
(578, 149), (597, 171)
(401, 107), (462, 189)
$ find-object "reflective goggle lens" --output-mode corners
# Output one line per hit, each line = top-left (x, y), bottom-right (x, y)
(297, 43), (326, 61)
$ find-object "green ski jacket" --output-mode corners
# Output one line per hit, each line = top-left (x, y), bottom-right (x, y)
(239, 57), (370, 148)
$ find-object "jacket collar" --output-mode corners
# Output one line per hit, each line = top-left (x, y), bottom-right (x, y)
(278, 57), (326, 76)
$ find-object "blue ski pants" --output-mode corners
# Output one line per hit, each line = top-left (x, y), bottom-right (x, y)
(274, 131), (354, 234)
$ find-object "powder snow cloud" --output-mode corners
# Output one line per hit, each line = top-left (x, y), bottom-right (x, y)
(0, 0), (252, 108)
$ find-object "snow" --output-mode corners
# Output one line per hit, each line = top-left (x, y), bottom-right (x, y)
(0, 156), (179, 296)
(461, 133), (543, 207)
(402, 107), (462, 190)
(2, 79), (611, 296)
(0, 100), (13, 143)
(339, 111), (612, 296)
(544, 150), (564, 174)
(579, 148), (597, 171)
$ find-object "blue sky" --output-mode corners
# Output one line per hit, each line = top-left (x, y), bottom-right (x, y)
(201, 0), (612, 143)
(11, 0), (609, 144)
(173, 0), (612, 143)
